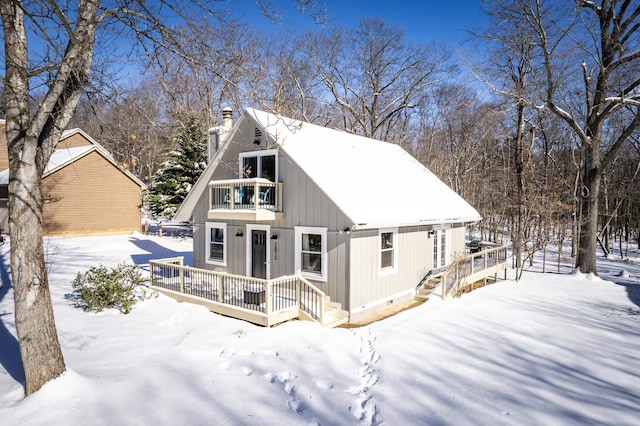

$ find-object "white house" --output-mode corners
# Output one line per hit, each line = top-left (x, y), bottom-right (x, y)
(169, 108), (482, 324)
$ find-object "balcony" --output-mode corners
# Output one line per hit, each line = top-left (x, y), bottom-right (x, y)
(208, 178), (283, 221)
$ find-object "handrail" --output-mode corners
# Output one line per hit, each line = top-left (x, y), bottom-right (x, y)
(149, 260), (329, 325)
(439, 245), (508, 300)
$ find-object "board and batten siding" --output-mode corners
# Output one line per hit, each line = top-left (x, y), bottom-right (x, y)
(347, 224), (468, 319)
(192, 120), (351, 307)
(42, 151), (142, 235)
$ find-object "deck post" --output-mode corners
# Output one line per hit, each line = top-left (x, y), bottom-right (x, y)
(179, 265), (184, 293)
(265, 280), (272, 316)
(217, 274), (224, 303)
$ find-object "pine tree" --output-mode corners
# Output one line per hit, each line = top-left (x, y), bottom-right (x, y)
(145, 117), (207, 218)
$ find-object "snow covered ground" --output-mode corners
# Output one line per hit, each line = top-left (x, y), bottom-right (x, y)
(0, 233), (639, 425)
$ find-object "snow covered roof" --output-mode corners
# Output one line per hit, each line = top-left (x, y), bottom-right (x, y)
(45, 146), (95, 174)
(246, 108), (481, 229)
(0, 145), (146, 189)
(0, 146), (97, 185)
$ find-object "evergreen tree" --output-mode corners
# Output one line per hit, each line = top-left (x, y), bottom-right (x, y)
(145, 117), (207, 218)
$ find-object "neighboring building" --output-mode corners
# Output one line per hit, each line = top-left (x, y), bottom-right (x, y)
(174, 108), (481, 323)
(0, 121), (146, 235)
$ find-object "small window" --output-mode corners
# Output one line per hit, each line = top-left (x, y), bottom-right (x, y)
(379, 228), (398, 275)
(295, 226), (327, 281)
(205, 222), (226, 266)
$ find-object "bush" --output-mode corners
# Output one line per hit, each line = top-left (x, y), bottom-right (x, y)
(72, 263), (145, 314)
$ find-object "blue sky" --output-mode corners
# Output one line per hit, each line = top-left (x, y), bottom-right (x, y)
(232, 0), (484, 45)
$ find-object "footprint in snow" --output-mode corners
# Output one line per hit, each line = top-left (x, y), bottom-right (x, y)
(287, 398), (305, 414)
(315, 380), (334, 390)
(241, 367), (254, 376)
(218, 362), (232, 371)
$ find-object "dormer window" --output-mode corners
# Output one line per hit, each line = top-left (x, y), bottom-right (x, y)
(239, 149), (277, 182)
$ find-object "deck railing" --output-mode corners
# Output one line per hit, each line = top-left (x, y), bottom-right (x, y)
(208, 178), (283, 213)
(439, 244), (508, 300)
(149, 257), (327, 326)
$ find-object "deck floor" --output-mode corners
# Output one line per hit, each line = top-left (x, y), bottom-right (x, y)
(340, 299), (424, 328)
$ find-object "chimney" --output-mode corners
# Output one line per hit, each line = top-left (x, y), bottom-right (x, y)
(222, 107), (233, 129)
(207, 107), (233, 163)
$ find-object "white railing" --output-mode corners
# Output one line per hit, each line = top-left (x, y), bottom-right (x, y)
(149, 258), (327, 325)
(208, 178), (283, 213)
(439, 244), (508, 299)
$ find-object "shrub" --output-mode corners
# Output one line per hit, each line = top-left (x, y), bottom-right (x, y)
(72, 263), (145, 314)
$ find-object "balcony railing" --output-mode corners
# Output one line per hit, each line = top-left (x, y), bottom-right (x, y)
(208, 178), (283, 221)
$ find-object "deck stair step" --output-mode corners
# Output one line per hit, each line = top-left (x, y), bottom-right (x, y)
(414, 274), (443, 302)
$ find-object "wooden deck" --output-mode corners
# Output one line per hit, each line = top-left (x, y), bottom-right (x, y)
(149, 257), (348, 328)
(416, 244), (509, 302)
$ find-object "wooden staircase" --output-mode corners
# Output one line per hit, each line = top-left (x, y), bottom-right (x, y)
(414, 273), (442, 302)
(298, 295), (349, 328)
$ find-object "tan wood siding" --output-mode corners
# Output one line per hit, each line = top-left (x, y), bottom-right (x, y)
(42, 151), (142, 235)
(57, 132), (94, 149)
(0, 122), (7, 171)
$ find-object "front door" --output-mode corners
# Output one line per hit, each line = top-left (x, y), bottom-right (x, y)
(251, 230), (267, 279)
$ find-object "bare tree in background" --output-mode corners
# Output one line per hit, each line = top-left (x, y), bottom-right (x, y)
(305, 18), (455, 142)
(0, 0), (325, 397)
(481, 0), (640, 274)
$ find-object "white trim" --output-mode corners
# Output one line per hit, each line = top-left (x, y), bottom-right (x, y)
(205, 222), (227, 266)
(350, 289), (414, 315)
(379, 227), (398, 276)
(432, 228), (451, 269)
(294, 226), (328, 282)
(246, 224), (271, 279)
(239, 149), (278, 181)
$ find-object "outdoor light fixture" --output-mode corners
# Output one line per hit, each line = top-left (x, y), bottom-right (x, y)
(271, 233), (278, 240)
(235, 230), (244, 237)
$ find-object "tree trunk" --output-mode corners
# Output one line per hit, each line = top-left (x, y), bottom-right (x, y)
(576, 151), (600, 274)
(2, 0), (99, 395)
(9, 136), (66, 395)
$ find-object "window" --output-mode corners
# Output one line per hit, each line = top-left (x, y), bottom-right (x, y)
(239, 149), (277, 181)
(379, 228), (398, 275)
(294, 226), (327, 281)
(432, 229), (449, 269)
(205, 222), (227, 266)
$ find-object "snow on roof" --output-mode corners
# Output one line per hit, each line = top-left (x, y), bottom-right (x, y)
(0, 146), (94, 185)
(246, 108), (481, 228)
(45, 146), (95, 174)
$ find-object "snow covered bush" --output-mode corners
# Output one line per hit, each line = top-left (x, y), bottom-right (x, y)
(72, 263), (144, 314)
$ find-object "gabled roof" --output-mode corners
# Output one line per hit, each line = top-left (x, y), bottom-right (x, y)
(246, 108), (481, 229)
(0, 133), (147, 189)
(176, 108), (481, 228)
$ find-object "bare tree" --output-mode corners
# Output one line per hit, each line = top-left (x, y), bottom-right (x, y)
(305, 18), (455, 142)
(0, 0), (325, 396)
(481, 0), (640, 274)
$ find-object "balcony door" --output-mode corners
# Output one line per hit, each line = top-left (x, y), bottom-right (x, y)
(240, 150), (277, 181)
(240, 150), (277, 205)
